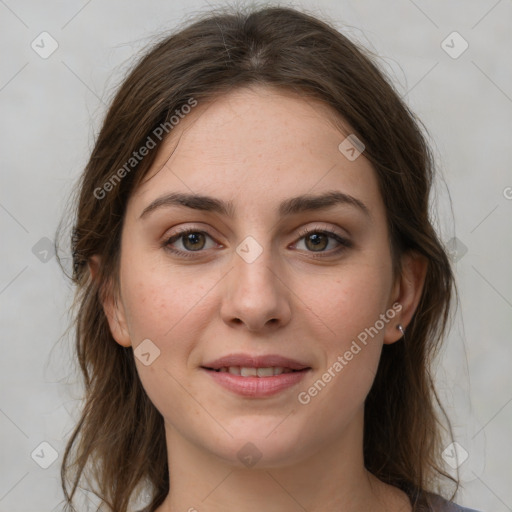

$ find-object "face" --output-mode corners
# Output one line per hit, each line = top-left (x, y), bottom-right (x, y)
(105, 86), (408, 468)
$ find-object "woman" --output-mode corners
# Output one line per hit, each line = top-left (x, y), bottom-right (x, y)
(60, 5), (481, 512)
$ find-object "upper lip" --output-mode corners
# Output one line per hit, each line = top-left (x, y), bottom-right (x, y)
(202, 353), (311, 371)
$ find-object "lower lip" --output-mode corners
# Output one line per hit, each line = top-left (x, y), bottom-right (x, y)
(202, 368), (310, 397)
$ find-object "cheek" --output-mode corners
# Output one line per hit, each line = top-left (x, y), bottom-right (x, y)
(119, 266), (210, 416)
(300, 259), (393, 344)
(120, 259), (213, 342)
(293, 259), (393, 411)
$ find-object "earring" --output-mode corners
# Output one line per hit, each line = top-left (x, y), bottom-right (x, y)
(397, 324), (405, 339)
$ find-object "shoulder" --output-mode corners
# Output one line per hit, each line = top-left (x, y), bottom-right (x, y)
(427, 493), (484, 512)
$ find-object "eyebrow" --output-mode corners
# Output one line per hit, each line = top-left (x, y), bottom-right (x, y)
(139, 190), (371, 220)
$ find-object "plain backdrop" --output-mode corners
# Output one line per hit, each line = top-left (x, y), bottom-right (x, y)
(0, 1), (511, 511)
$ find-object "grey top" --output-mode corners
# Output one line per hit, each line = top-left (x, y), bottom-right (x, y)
(445, 505), (482, 512)
(428, 493), (482, 511)
(137, 494), (483, 511)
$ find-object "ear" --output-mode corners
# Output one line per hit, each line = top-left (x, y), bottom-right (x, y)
(89, 255), (132, 348)
(383, 250), (428, 345)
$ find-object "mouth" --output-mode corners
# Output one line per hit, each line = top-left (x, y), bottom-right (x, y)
(200, 353), (312, 397)
(202, 366), (309, 377)
(202, 353), (311, 372)
(200, 355), (312, 397)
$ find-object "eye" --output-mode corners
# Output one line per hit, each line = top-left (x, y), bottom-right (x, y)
(163, 228), (219, 256)
(294, 226), (352, 255)
(162, 225), (352, 259)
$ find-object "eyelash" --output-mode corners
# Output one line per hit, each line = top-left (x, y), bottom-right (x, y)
(163, 226), (352, 258)
(296, 226), (352, 256)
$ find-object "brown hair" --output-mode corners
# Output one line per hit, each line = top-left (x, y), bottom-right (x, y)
(59, 4), (458, 511)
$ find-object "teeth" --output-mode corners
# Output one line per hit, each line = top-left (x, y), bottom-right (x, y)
(240, 367), (257, 377)
(218, 366), (296, 377)
(257, 367), (274, 377)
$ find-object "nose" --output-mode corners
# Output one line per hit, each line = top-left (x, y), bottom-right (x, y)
(220, 241), (292, 333)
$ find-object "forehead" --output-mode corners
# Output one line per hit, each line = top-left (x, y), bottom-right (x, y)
(130, 85), (385, 221)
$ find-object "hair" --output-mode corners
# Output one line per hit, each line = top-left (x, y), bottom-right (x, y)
(59, 4), (458, 512)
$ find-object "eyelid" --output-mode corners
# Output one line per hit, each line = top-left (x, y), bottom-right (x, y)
(293, 225), (353, 253)
(162, 224), (222, 244)
(295, 224), (349, 241)
(163, 226), (221, 254)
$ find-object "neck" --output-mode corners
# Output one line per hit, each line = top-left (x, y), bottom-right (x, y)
(154, 411), (411, 512)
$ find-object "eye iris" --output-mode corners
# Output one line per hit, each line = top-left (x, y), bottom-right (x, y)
(183, 232), (205, 251)
(175, 231), (335, 252)
(305, 233), (328, 251)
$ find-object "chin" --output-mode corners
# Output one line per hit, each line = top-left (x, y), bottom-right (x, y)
(204, 420), (310, 469)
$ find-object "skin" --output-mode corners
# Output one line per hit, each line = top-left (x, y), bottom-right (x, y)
(98, 85), (427, 512)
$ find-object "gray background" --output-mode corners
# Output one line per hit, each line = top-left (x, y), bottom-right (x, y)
(0, 1), (511, 511)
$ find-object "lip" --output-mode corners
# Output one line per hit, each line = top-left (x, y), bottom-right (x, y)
(201, 353), (312, 398)
(202, 367), (311, 397)
(202, 353), (311, 371)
